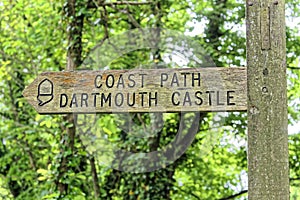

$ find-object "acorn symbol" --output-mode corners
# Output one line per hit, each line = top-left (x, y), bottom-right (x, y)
(37, 79), (54, 106)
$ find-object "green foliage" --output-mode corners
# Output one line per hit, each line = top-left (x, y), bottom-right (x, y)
(0, 0), (299, 199)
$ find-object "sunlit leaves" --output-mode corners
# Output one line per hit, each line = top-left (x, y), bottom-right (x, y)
(0, 0), (299, 199)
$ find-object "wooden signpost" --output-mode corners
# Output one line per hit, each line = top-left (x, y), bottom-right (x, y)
(247, 0), (289, 199)
(23, 67), (247, 114)
(23, 0), (289, 198)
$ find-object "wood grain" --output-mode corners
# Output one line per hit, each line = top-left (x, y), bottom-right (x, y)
(247, 0), (289, 199)
(23, 67), (247, 114)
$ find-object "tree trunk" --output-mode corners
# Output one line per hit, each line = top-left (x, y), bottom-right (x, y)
(56, 0), (84, 195)
(90, 156), (101, 199)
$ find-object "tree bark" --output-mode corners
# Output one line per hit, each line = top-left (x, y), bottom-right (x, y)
(90, 157), (101, 199)
(246, 0), (289, 199)
(56, 0), (84, 195)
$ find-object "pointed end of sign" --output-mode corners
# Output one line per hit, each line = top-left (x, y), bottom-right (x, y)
(22, 74), (56, 114)
(22, 82), (35, 100)
(22, 86), (28, 98)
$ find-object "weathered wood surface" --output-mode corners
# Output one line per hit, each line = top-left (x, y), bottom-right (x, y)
(23, 67), (247, 114)
(247, 0), (289, 199)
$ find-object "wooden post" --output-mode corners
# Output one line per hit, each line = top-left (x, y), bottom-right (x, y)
(247, 0), (289, 199)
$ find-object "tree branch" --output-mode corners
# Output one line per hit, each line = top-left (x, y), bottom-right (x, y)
(218, 176), (300, 200)
(287, 66), (300, 70)
(25, 141), (37, 170)
(75, 117), (101, 198)
(101, 5), (110, 41)
(89, 156), (100, 199)
(105, 1), (153, 6)
(218, 190), (247, 200)
(290, 177), (300, 181)
(173, 186), (201, 200)
(88, 1), (153, 8)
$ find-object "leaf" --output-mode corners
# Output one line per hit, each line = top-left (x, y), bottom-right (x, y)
(37, 168), (48, 175)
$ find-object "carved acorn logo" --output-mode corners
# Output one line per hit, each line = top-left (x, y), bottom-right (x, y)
(37, 79), (54, 106)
